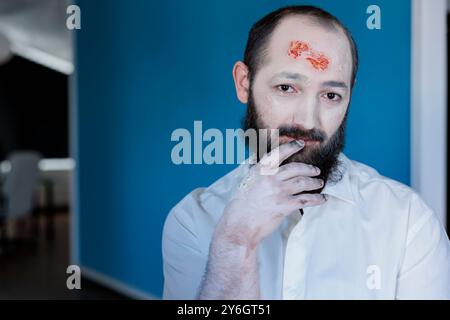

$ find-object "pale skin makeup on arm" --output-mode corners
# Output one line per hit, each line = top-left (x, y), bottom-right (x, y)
(198, 16), (354, 299)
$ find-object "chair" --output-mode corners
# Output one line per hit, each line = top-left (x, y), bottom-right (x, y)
(0, 151), (41, 254)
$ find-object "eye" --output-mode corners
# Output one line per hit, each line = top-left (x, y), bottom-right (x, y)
(323, 92), (342, 102)
(276, 84), (296, 93)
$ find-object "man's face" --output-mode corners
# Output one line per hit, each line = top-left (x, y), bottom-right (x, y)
(241, 16), (354, 180)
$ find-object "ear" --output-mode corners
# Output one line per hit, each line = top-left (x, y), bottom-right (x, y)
(232, 61), (250, 104)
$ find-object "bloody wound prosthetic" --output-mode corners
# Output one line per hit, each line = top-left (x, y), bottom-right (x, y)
(288, 40), (330, 71)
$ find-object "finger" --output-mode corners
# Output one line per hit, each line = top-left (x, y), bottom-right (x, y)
(259, 140), (305, 169)
(286, 193), (327, 211)
(277, 162), (321, 180)
(282, 176), (324, 195)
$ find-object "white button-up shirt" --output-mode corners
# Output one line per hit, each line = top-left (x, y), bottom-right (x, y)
(162, 153), (450, 299)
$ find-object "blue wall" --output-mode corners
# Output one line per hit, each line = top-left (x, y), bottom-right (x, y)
(75, 0), (411, 298)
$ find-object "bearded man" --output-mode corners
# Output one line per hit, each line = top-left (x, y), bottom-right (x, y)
(162, 5), (450, 300)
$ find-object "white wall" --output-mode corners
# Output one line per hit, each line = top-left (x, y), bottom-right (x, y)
(412, 0), (447, 226)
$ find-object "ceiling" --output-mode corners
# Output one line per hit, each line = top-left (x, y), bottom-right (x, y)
(0, 0), (73, 74)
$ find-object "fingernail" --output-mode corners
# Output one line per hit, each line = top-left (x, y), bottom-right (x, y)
(293, 140), (304, 147)
(315, 167), (321, 174)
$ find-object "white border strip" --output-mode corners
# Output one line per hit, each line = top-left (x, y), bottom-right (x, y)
(411, 0), (447, 226)
(81, 265), (157, 300)
(69, 29), (79, 266)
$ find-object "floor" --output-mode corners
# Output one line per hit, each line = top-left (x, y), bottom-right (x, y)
(0, 212), (128, 299)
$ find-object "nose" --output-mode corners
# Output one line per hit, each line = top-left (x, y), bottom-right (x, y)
(292, 94), (319, 131)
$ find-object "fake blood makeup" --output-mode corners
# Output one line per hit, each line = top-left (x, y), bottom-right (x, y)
(288, 40), (310, 59)
(288, 40), (330, 71)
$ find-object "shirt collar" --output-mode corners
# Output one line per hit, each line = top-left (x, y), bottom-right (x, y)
(321, 153), (356, 205)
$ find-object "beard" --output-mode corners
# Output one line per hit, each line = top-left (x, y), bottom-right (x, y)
(242, 88), (349, 185)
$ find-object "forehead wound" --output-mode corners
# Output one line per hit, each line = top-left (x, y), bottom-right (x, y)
(288, 40), (330, 71)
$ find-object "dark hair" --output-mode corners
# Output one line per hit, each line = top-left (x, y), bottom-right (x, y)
(243, 5), (358, 88)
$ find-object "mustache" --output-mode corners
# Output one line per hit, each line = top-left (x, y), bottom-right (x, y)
(277, 126), (327, 143)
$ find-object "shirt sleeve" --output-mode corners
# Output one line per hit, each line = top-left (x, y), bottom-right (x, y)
(162, 207), (208, 300)
(396, 194), (450, 299)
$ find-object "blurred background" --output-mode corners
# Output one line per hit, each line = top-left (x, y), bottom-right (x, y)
(0, 0), (447, 299)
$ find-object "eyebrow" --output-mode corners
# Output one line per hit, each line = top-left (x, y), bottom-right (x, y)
(322, 80), (348, 89)
(271, 72), (348, 89)
(272, 72), (308, 81)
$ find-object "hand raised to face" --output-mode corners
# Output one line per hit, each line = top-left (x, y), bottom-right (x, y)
(217, 140), (327, 249)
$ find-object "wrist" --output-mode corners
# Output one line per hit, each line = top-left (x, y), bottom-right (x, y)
(212, 221), (260, 255)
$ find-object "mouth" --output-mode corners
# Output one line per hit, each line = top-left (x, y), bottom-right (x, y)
(279, 135), (320, 146)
